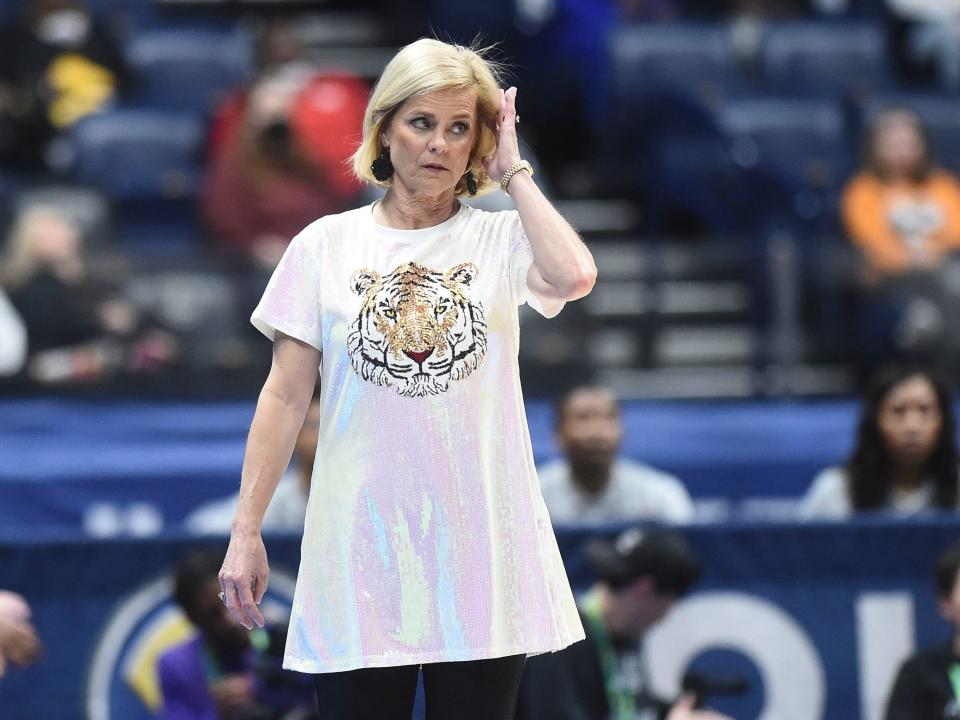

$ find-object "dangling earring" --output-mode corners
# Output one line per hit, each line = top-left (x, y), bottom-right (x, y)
(371, 147), (394, 181)
(465, 170), (478, 196)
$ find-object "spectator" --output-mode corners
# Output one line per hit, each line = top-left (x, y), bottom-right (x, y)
(206, 18), (315, 164)
(844, 110), (960, 279)
(538, 386), (695, 524)
(184, 395), (319, 534)
(800, 364), (959, 519)
(514, 527), (728, 720)
(202, 73), (361, 271)
(841, 109), (960, 363)
(885, 540), (960, 719)
(0, 204), (177, 385)
(158, 550), (314, 719)
(0, 0), (130, 170)
(0, 591), (42, 678)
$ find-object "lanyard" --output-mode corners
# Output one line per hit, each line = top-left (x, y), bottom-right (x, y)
(581, 591), (637, 720)
(949, 663), (960, 706)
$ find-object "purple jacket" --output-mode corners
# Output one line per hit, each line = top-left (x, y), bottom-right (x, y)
(158, 635), (221, 720)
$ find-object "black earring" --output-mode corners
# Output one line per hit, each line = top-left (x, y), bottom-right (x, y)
(371, 147), (394, 181)
(465, 170), (478, 196)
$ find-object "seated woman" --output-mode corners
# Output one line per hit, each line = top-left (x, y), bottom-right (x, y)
(844, 109), (960, 279)
(800, 364), (959, 520)
(0, 204), (176, 385)
(841, 109), (960, 363)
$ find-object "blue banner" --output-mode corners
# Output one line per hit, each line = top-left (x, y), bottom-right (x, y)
(1, 521), (959, 719)
(0, 399), (873, 538)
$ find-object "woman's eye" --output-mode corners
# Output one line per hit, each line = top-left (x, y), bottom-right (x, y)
(452, 123), (469, 135)
(411, 117), (429, 129)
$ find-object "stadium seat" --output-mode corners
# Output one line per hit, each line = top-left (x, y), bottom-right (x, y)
(759, 23), (892, 98)
(126, 29), (252, 113)
(68, 109), (203, 200)
(609, 24), (743, 112)
(863, 94), (960, 174)
(717, 98), (851, 192)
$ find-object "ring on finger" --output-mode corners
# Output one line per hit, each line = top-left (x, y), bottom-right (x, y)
(218, 590), (227, 604)
(515, 115), (520, 125)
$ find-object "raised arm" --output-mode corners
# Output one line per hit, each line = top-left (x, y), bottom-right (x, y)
(484, 87), (597, 317)
(220, 332), (320, 629)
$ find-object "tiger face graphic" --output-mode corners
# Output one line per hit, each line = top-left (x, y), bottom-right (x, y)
(347, 261), (487, 397)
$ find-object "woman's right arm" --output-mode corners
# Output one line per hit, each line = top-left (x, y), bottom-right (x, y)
(220, 331), (320, 629)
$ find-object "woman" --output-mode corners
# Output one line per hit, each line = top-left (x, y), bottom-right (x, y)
(1, 204), (176, 384)
(218, 38), (596, 719)
(800, 365), (959, 520)
(843, 109), (960, 280)
(841, 109), (960, 363)
(203, 73), (361, 271)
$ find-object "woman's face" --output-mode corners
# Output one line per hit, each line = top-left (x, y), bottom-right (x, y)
(27, 213), (80, 265)
(381, 87), (477, 195)
(877, 375), (943, 467)
(873, 114), (925, 178)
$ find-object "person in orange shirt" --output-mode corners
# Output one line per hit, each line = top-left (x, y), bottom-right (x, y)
(843, 109), (960, 279)
(841, 109), (960, 366)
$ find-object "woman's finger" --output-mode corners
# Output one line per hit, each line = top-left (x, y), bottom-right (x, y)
(236, 578), (264, 629)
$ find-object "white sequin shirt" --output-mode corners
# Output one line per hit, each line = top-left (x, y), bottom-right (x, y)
(251, 203), (585, 673)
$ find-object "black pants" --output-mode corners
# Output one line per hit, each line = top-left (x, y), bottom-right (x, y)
(313, 653), (526, 720)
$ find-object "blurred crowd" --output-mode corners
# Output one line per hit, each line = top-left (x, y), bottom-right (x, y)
(0, 0), (959, 395)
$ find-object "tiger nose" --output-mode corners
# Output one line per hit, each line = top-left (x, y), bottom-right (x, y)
(405, 347), (434, 365)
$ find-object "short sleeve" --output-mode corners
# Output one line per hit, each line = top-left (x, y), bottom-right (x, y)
(798, 467), (852, 521)
(251, 221), (324, 351)
(506, 211), (556, 317)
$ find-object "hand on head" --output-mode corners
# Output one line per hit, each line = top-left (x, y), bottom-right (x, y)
(482, 86), (523, 182)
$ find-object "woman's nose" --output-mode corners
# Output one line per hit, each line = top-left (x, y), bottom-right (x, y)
(428, 129), (447, 152)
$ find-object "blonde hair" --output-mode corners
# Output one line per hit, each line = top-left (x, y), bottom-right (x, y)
(1, 204), (74, 290)
(351, 38), (503, 197)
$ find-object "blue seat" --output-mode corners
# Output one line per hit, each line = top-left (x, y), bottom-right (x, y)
(863, 94), (960, 175)
(759, 23), (891, 98)
(609, 24), (743, 111)
(717, 98), (850, 192)
(69, 109), (203, 200)
(126, 29), (252, 113)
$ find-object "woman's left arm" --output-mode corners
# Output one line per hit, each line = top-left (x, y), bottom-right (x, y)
(510, 172), (597, 312)
(485, 87), (597, 316)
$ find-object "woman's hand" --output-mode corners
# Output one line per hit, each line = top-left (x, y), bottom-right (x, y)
(482, 86), (523, 183)
(219, 528), (269, 630)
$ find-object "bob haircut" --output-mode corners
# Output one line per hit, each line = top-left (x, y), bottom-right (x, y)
(351, 38), (503, 198)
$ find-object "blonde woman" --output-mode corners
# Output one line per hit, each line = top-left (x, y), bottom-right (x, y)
(218, 38), (596, 719)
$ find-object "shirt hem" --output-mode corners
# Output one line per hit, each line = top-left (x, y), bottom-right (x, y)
(282, 631), (586, 674)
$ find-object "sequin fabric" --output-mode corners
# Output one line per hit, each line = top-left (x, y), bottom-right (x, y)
(251, 203), (585, 673)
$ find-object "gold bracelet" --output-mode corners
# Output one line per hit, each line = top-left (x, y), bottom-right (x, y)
(500, 160), (534, 195)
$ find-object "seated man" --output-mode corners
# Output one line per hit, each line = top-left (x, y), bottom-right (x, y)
(157, 551), (314, 719)
(885, 541), (960, 719)
(514, 527), (728, 720)
(538, 386), (695, 524)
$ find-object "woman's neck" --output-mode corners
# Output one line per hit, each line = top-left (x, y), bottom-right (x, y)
(377, 186), (458, 229)
(892, 464), (926, 492)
